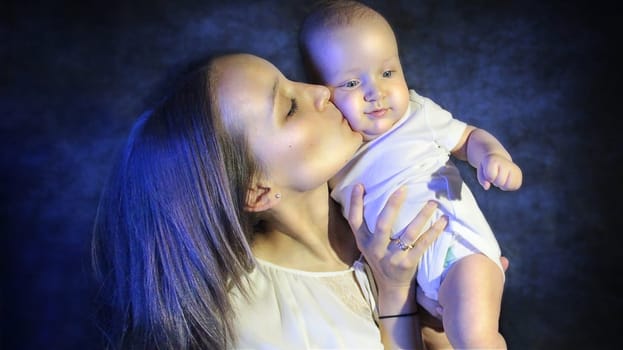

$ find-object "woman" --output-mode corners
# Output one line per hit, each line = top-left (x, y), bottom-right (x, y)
(92, 53), (448, 349)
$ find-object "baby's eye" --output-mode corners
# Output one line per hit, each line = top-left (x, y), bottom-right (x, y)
(340, 80), (359, 89)
(287, 98), (298, 117)
(382, 70), (394, 78)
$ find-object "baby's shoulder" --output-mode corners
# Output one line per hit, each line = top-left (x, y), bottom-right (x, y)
(408, 89), (446, 114)
(408, 89), (434, 106)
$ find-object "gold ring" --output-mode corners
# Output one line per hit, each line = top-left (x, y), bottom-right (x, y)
(391, 237), (415, 251)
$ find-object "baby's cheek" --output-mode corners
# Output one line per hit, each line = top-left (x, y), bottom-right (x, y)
(333, 94), (353, 113)
(340, 106), (360, 126)
(343, 116), (363, 134)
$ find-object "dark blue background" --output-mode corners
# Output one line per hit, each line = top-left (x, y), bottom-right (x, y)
(3, 0), (622, 348)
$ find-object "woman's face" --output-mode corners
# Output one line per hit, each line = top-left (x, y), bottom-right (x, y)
(214, 54), (363, 192)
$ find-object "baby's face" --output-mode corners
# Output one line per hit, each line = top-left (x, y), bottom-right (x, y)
(309, 19), (410, 141)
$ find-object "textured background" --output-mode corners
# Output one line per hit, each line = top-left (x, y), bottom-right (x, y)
(3, 0), (622, 348)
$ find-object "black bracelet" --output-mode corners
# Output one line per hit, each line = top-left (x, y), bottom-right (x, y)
(378, 310), (418, 319)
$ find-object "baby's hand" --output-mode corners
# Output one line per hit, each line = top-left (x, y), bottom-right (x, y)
(478, 153), (523, 191)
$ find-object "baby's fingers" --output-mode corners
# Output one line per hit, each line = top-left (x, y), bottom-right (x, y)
(495, 164), (523, 191)
(505, 166), (523, 190)
(477, 165), (493, 190)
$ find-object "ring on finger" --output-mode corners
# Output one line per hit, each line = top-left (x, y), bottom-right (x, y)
(390, 237), (415, 251)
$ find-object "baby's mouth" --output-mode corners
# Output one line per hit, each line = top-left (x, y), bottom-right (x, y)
(366, 108), (389, 118)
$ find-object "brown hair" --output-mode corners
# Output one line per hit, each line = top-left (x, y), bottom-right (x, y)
(92, 56), (261, 349)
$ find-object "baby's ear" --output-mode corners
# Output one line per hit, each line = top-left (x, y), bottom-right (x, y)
(244, 182), (280, 212)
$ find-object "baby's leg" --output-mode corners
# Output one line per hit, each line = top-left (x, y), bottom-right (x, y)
(438, 253), (506, 349)
(419, 306), (453, 350)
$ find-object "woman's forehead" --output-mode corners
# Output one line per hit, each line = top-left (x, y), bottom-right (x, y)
(216, 55), (277, 97)
(215, 54), (278, 129)
(218, 54), (276, 79)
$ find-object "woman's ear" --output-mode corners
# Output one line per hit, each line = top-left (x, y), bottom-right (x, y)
(244, 182), (281, 212)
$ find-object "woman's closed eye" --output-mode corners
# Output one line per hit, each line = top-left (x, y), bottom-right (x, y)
(287, 98), (298, 117)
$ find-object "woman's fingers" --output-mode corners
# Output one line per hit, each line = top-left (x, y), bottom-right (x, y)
(347, 183), (366, 239)
(348, 186), (446, 263)
(374, 186), (407, 241)
(408, 215), (447, 259)
(348, 185), (409, 251)
(390, 200), (445, 258)
(398, 201), (439, 241)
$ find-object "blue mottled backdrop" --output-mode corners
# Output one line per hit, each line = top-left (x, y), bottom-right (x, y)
(3, 0), (622, 348)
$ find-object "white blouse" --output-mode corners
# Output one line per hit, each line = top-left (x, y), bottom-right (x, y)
(229, 258), (383, 349)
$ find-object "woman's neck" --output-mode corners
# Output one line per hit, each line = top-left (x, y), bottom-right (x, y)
(251, 188), (359, 272)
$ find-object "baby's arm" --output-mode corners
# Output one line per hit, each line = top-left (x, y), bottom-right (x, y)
(451, 126), (523, 191)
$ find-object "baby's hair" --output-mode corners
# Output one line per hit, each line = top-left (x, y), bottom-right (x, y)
(302, 0), (380, 29)
(299, 0), (387, 83)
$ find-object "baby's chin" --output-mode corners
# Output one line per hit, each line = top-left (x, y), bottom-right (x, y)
(361, 130), (386, 141)
(361, 121), (397, 140)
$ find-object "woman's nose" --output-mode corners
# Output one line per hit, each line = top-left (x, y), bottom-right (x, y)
(311, 84), (330, 111)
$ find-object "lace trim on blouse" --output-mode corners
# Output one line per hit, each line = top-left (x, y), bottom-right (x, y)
(255, 258), (376, 321)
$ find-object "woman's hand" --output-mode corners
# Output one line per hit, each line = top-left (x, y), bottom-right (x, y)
(348, 184), (447, 312)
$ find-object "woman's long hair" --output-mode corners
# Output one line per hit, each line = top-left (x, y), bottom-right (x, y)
(92, 61), (259, 349)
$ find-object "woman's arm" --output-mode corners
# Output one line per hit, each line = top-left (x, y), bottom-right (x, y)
(348, 184), (446, 349)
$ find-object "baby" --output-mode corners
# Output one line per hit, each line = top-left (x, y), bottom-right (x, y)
(299, 1), (522, 349)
